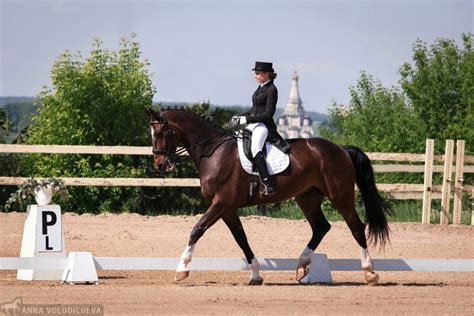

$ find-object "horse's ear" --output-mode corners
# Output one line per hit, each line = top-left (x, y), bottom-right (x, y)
(144, 106), (155, 118)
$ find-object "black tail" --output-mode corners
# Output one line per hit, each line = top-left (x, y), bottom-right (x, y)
(344, 145), (393, 248)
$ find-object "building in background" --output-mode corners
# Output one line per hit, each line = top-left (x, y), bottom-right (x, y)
(277, 71), (314, 139)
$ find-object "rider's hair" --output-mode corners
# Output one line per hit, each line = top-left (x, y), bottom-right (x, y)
(269, 72), (277, 80)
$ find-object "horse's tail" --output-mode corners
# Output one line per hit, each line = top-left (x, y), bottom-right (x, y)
(343, 145), (392, 249)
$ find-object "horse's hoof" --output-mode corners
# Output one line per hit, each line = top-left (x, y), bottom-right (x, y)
(364, 271), (379, 286)
(175, 271), (189, 282)
(248, 277), (264, 286)
(296, 266), (308, 282)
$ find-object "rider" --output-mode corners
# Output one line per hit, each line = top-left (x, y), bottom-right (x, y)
(231, 61), (280, 196)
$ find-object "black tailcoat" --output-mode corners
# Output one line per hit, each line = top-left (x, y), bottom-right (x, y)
(244, 80), (280, 141)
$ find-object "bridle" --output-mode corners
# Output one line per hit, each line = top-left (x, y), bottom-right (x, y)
(150, 114), (177, 167)
(150, 112), (239, 168)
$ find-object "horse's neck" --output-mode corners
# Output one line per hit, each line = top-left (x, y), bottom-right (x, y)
(169, 112), (226, 163)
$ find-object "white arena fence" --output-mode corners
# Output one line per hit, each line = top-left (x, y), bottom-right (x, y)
(0, 139), (472, 225)
(2, 256), (473, 272)
(1, 253), (473, 284)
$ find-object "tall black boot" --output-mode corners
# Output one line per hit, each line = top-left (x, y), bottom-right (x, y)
(254, 151), (276, 196)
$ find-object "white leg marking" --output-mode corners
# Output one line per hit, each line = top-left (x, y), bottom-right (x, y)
(360, 247), (374, 271)
(250, 258), (263, 281)
(298, 247), (314, 267)
(176, 244), (195, 272)
(361, 247), (379, 285)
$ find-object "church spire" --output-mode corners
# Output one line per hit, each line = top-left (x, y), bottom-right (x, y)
(277, 70), (314, 139)
(284, 71), (303, 115)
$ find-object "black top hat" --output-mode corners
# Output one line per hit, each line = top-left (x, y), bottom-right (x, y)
(252, 61), (274, 72)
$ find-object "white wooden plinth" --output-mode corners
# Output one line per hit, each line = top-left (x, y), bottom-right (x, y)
(61, 252), (98, 284)
(299, 253), (333, 284)
(17, 205), (66, 281)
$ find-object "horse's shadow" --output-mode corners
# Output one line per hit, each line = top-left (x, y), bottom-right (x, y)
(263, 282), (446, 287)
(98, 276), (127, 280)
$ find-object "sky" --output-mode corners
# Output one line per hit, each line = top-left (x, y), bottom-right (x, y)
(1, 0), (473, 113)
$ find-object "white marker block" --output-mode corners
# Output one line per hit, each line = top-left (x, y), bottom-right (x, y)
(62, 252), (98, 284)
(17, 205), (66, 280)
(299, 253), (333, 284)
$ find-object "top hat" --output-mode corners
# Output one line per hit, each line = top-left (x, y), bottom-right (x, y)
(252, 61), (274, 72)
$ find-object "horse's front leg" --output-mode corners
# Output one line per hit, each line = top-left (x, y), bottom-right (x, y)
(222, 212), (263, 285)
(175, 199), (225, 282)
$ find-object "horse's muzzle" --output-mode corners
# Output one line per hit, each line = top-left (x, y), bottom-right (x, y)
(156, 158), (175, 172)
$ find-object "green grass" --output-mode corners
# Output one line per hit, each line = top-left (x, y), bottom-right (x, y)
(139, 192), (472, 225)
(237, 195), (473, 225)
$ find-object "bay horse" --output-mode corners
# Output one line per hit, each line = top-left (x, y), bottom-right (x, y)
(145, 107), (391, 285)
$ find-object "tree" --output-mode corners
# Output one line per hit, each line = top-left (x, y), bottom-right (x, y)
(0, 108), (14, 142)
(321, 72), (422, 153)
(323, 33), (474, 156)
(400, 33), (474, 153)
(19, 36), (155, 213)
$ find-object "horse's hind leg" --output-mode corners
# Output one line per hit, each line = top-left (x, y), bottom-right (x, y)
(331, 193), (379, 285)
(222, 211), (263, 285)
(294, 188), (331, 282)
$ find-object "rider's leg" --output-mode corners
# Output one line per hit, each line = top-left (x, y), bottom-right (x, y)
(250, 123), (275, 195)
(249, 123), (268, 158)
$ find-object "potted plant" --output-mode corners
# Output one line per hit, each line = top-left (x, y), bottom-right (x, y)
(5, 177), (69, 208)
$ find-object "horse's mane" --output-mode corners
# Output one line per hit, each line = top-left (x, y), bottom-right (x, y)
(160, 106), (229, 133)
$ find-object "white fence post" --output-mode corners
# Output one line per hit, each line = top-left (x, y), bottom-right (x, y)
(452, 140), (465, 225)
(440, 140), (454, 224)
(422, 139), (435, 224)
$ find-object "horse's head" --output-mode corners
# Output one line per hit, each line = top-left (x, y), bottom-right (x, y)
(145, 107), (178, 172)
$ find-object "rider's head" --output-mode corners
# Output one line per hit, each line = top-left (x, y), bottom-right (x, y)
(252, 61), (277, 83)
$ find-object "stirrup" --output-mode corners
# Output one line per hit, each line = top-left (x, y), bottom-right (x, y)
(262, 178), (276, 196)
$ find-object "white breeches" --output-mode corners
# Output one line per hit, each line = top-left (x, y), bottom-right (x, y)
(246, 123), (268, 158)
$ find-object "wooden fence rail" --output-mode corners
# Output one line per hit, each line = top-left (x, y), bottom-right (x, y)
(0, 141), (472, 224)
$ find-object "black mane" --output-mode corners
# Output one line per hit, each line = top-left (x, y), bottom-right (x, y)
(161, 106), (229, 132)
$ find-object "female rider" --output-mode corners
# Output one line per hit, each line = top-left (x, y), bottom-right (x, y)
(231, 61), (279, 196)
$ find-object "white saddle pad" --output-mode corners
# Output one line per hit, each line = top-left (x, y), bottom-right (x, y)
(237, 137), (290, 175)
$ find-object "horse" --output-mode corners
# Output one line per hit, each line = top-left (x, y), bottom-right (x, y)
(145, 107), (391, 286)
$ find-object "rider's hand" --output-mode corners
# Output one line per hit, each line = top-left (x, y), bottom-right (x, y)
(230, 116), (247, 126)
(238, 116), (247, 125)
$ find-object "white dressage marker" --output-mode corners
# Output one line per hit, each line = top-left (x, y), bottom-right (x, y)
(17, 205), (66, 281)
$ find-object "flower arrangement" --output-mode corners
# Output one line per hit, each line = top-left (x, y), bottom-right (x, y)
(5, 177), (69, 208)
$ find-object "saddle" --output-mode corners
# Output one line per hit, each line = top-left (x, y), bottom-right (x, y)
(236, 130), (290, 199)
(236, 130), (290, 176)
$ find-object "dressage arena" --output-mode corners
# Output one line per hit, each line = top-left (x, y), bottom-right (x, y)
(0, 212), (473, 314)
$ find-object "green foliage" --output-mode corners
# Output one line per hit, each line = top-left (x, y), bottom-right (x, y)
(321, 33), (473, 186)
(19, 36), (155, 213)
(3, 101), (36, 133)
(0, 108), (18, 209)
(5, 177), (69, 210)
(27, 37), (154, 146)
(321, 72), (423, 153)
(399, 33), (474, 154)
(323, 33), (473, 155)
(0, 108), (13, 142)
